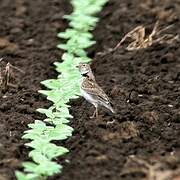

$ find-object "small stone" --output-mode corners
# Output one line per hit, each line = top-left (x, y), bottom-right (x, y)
(10, 27), (22, 34)
(168, 104), (173, 107)
(26, 38), (35, 45)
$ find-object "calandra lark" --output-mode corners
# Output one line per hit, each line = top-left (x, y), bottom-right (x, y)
(77, 63), (115, 118)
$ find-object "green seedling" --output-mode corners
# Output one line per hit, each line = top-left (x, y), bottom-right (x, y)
(57, 37), (95, 56)
(71, 0), (108, 15)
(64, 14), (99, 30)
(16, 0), (108, 179)
(58, 28), (93, 40)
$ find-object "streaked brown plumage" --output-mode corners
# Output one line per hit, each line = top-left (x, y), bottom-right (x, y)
(77, 63), (115, 118)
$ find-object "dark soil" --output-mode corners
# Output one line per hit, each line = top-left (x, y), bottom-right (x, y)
(0, 0), (179, 180)
(0, 0), (69, 179)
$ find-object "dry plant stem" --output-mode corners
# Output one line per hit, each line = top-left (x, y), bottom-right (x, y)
(113, 25), (145, 51)
(3, 63), (10, 92)
(0, 62), (11, 93)
(97, 22), (178, 57)
(9, 63), (25, 74)
(121, 156), (160, 180)
(112, 21), (178, 52)
(155, 23), (174, 36)
(121, 156), (180, 180)
(131, 157), (161, 180)
(153, 34), (179, 44)
(0, 62), (24, 93)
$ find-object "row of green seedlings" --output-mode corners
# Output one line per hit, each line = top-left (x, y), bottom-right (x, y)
(16, 0), (108, 180)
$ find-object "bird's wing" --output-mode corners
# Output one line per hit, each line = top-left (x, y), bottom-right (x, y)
(81, 78), (110, 103)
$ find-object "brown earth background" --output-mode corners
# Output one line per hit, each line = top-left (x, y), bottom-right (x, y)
(0, 0), (179, 180)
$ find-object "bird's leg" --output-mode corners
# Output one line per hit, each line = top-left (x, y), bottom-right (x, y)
(95, 106), (98, 118)
(90, 104), (98, 119)
(90, 110), (96, 119)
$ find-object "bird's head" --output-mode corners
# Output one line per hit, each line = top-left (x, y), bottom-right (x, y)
(76, 63), (91, 76)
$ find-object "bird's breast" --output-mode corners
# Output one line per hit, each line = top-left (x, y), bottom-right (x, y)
(80, 88), (96, 104)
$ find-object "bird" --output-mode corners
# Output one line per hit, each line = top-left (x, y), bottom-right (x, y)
(77, 63), (115, 118)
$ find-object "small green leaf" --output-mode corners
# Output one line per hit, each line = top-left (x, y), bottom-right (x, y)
(23, 162), (39, 173)
(23, 161), (62, 176)
(37, 107), (55, 119)
(15, 171), (40, 180)
(15, 172), (29, 180)
(41, 79), (61, 90)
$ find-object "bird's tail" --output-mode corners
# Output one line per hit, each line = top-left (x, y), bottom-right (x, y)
(109, 104), (116, 114)
(105, 102), (116, 114)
